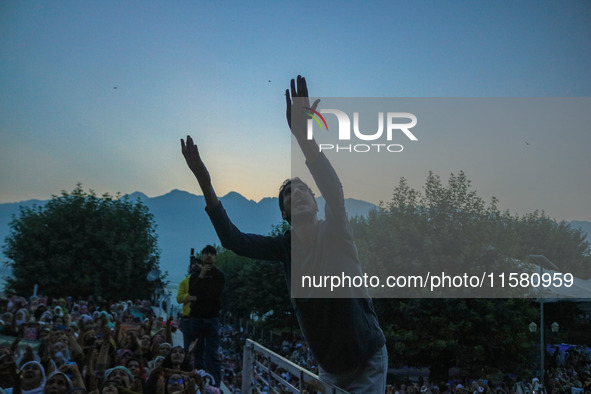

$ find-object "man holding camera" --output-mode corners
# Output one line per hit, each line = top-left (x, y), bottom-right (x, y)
(188, 245), (224, 388)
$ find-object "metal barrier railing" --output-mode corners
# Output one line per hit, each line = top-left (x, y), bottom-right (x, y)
(242, 338), (349, 394)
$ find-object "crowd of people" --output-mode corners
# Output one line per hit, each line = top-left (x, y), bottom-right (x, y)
(0, 293), (590, 394)
(381, 347), (591, 394)
(213, 319), (591, 394)
(0, 294), (218, 394)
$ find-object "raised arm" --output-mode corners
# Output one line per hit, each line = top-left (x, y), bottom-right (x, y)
(181, 135), (220, 210)
(287, 76), (346, 222)
(182, 136), (286, 262)
(286, 75), (321, 163)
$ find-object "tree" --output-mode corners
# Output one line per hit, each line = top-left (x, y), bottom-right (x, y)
(373, 298), (537, 381)
(512, 210), (591, 279)
(354, 172), (529, 298)
(3, 185), (162, 300)
(351, 171), (590, 380)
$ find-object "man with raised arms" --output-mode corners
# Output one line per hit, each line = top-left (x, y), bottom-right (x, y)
(181, 75), (386, 393)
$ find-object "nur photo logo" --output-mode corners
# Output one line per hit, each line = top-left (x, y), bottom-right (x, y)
(305, 107), (418, 153)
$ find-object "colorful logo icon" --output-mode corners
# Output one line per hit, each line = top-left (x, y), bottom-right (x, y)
(304, 107), (328, 131)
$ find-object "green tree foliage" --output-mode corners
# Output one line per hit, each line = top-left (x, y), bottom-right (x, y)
(351, 171), (590, 380)
(512, 210), (591, 278)
(374, 298), (537, 381)
(354, 172), (528, 298)
(3, 185), (162, 300)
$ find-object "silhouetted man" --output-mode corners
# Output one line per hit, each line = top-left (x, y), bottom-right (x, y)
(188, 245), (224, 388)
(181, 76), (386, 393)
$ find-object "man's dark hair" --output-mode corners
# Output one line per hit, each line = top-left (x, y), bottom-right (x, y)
(201, 245), (217, 256)
(278, 177), (316, 213)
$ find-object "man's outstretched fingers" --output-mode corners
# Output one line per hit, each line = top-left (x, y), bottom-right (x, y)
(298, 75), (308, 97)
(286, 89), (293, 128)
(291, 78), (297, 97)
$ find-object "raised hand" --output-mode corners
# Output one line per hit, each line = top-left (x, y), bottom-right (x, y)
(285, 75), (320, 139)
(285, 75), (321, 161)
(181, 136), (208, 179)
(180, 135), (219, 209)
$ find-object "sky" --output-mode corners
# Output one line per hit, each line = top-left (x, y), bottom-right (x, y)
(1, 1), (590, 222)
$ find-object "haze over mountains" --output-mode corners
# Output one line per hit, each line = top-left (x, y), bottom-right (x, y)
(0, 190), (376, 284)
(1, 191), (590, 286)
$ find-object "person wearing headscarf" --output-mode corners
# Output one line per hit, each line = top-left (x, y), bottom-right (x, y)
(38, 311), (53, 326)
(158, 342), (173, 358)
(104, 366), (140, 394)
(15, 309), (30, 327)
(5, 361), (47, 394)
(78, 315), (95, 334)
(104, 366), (134, 391)
(43, 372), (73, 394)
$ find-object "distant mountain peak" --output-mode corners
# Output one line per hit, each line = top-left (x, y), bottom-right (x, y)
(221, 191), (252, 202)
(167, 189), (194, 196)
(127, 191), (149, 200)
(155, 189), (198, 200)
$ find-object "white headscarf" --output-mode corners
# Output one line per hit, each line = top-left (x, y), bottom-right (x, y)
(17, 361), (47, 394)
(16, 309), (30, 326)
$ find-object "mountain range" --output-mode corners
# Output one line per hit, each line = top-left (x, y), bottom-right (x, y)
(0, 190), (377, 285)
(1, 191), (590, 287)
